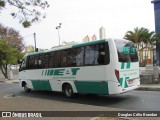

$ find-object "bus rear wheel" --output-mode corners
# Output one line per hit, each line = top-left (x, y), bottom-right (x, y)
(63, 84), (74, 98)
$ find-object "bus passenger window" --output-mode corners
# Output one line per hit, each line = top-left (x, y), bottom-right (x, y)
(67, 49), (76, 67)
(48, 52), (54, 68)
(34, 55), (39, 69)
(38, 54), (43, 68)
(61, 50), (67, 67)
(97, 44), (105, 64)
(53, 51), (61, 68)
(43, 54), (49, 68)
(84, 45), (95, 65)
(28, 56), (34, 69)
(75, 47), (84, 66)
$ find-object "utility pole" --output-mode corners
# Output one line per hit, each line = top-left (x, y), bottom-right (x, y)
(56, 23), (62, 46)
(33, 33), (37, 52)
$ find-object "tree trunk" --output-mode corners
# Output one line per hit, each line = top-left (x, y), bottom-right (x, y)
(0, 60), (8, 79)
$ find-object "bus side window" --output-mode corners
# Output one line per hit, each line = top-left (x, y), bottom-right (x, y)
(105, 42), (110, 65)
(53, 51), (61, 68)
(38, 54), (43, 68)
(97, 44), (105, 64)
(61, 50), (68, 67)
(75, 47), (84, 66)
(28, 56), (34, 69)
(67, 48), (76, 67)
(43, 54), (49, 68)
(48, 52), (55, 68)
(84, 45), (95, 65)
(34, 55), (39, 69)
(94, 45), (99, 65)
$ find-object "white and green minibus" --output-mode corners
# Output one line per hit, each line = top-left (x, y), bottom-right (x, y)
(19, 38), (140, 97)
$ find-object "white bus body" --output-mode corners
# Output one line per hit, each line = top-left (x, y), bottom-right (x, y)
(19, 38), (140, 97)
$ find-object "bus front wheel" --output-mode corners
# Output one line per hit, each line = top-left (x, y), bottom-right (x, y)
(24, 85), (31, 92)
(63, 84), (74, 98)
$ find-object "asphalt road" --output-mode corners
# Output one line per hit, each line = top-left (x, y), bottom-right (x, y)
(0, 82), (160, 112)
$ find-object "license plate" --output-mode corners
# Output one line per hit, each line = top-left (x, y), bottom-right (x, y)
(128, 79), (134, 84)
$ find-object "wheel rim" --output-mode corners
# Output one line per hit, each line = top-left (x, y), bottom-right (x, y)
(65, 87), (72, 97)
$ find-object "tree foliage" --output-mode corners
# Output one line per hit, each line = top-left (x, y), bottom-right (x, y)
(124, 27), (160, 66)
(124, 27), (160, 49)
(0, 24), (24, 79)
(0, 24), (25, 50)
(0, 0), (49, 28)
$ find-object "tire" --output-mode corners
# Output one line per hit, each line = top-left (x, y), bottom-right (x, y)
(63, 84), (74, 98)
(24, 85), (31, 92)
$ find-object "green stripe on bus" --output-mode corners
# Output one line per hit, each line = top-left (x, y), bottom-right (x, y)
(119, 77), (129, 88)
(74, 81), (109, 94)
(121, 63), (125, 69)
(50, 70), (54, 75)
(126, 62), (130, 69)
(121, 63), (131, 69)
(124, 77), (129, 88)
(31, 80), (52, 91)
(119, 78), (123, 86)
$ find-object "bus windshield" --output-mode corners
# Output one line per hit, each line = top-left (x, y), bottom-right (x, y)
(114, 39), (138, 62)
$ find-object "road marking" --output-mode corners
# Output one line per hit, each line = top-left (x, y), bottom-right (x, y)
(90, 117), (99, 120)
(4, 94), (15, 98)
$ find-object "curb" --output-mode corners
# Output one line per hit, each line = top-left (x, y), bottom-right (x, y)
(0, 80), (19, 84)
(136, 87), (160, 91)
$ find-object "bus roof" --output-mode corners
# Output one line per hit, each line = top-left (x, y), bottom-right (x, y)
(72, 39), (106, 48)
(25, 39), (109, 56)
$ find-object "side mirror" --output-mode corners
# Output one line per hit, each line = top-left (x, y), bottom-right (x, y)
(17, 59), (22, 64)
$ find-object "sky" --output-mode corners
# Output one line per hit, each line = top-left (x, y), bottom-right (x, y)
(0, 0), (155, 49)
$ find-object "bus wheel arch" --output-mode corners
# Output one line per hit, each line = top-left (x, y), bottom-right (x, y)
(22, 81), (27, 87)
(22, 81), (31, 92)
(62, 83), (74, 98)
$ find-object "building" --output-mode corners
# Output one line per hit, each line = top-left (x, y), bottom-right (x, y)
(83, 35), (90, 42)
(99, 26), (106, 39)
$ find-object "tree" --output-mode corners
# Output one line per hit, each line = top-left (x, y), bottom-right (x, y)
(0, 24), (24, 79)
(0, 24), (25, 50)
(0, 0), (49, 28)
(124, 27), (147, 50)
(124, 27), (160, 66)
(25, 45), (34, 53)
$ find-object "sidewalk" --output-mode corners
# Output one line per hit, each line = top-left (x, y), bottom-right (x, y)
(0, 75), (160, 91)
(137, 84), (160, 91)
(0, 74), (19, 84)
(0, 78), (19, 84)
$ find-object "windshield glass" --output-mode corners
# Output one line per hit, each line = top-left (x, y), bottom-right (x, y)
(114, 39), (138, 62)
